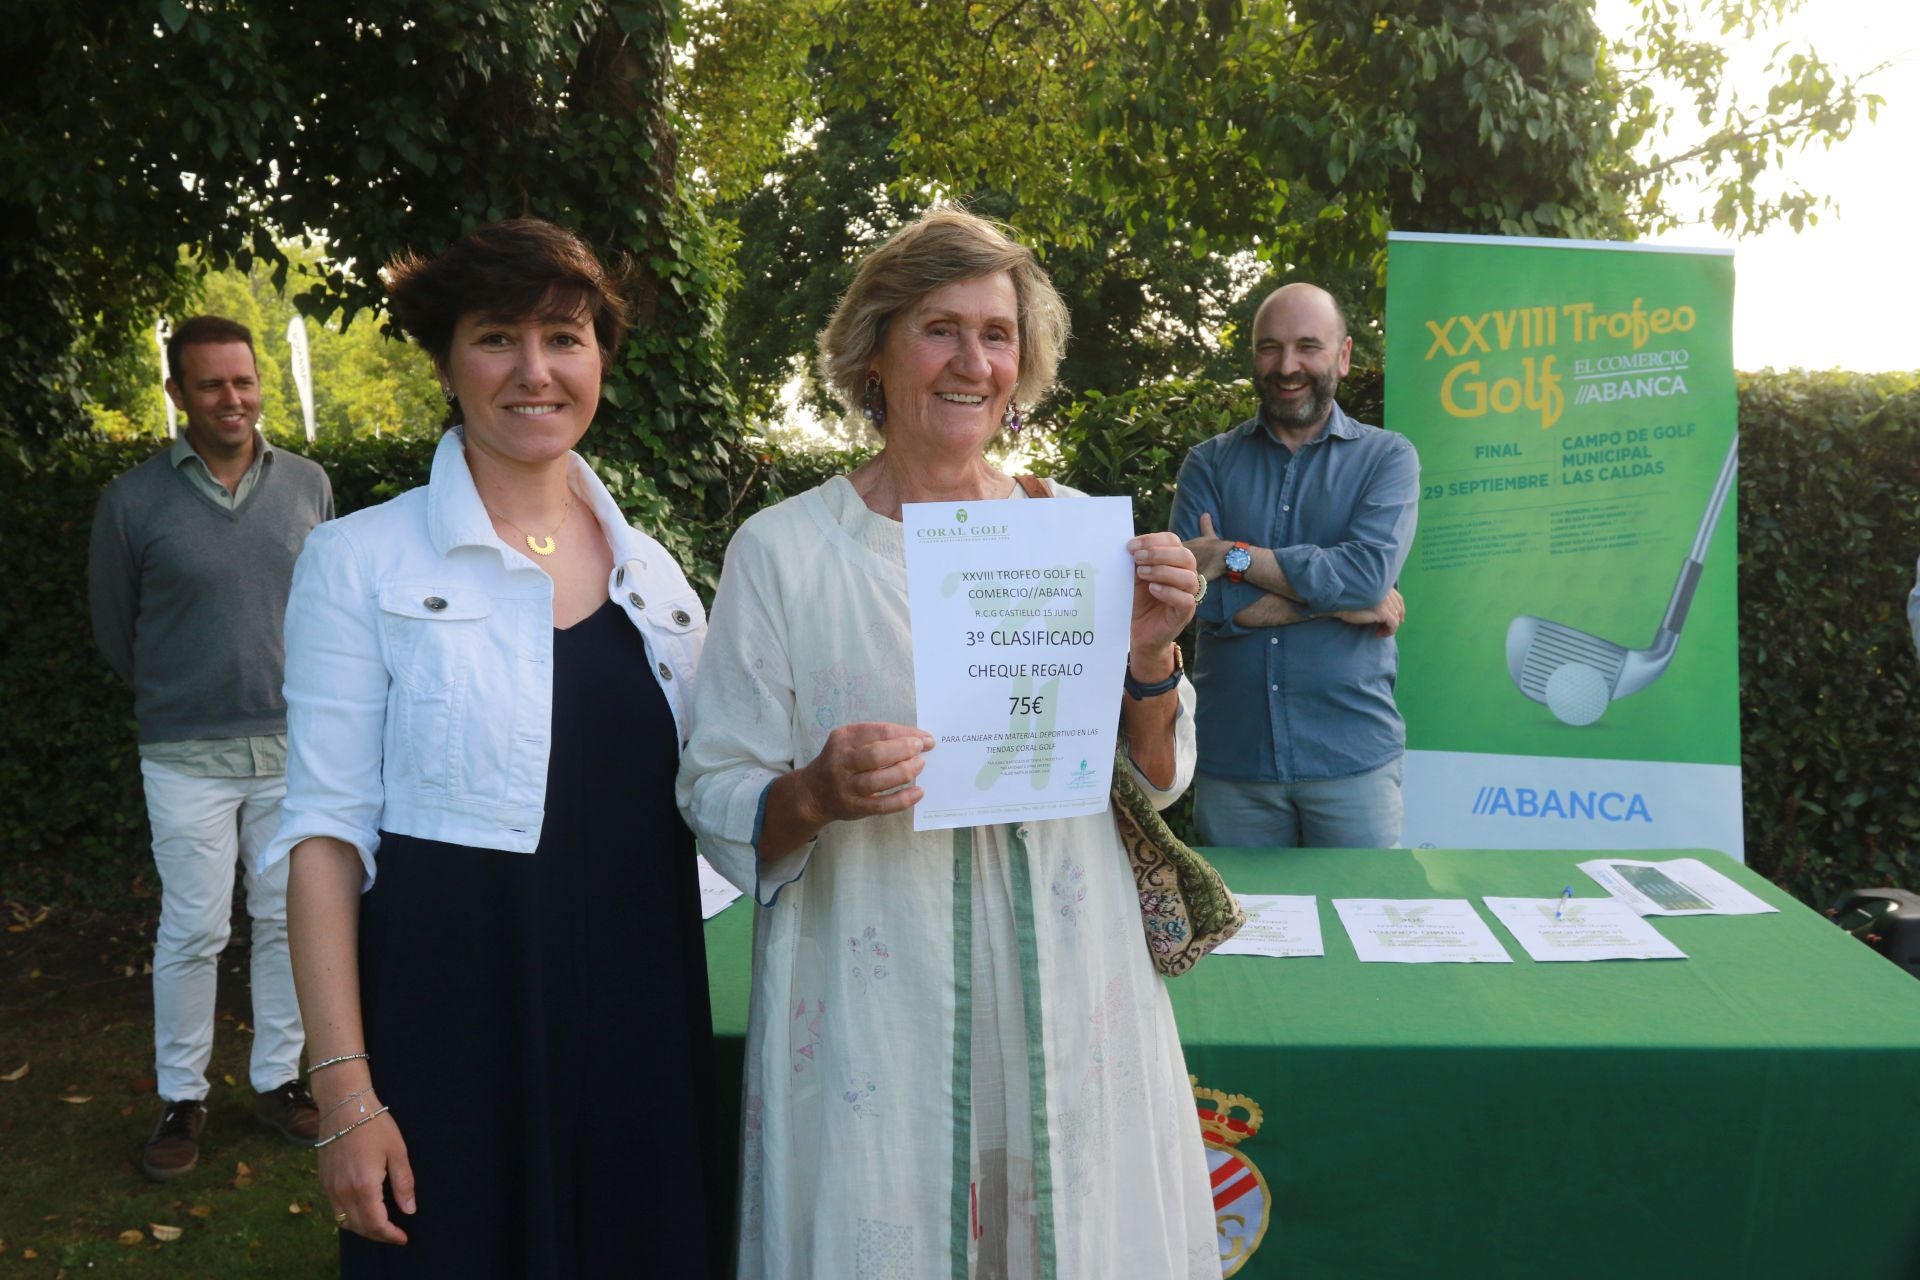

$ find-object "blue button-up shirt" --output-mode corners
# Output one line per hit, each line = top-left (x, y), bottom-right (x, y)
(1171, 402), (1419, 782)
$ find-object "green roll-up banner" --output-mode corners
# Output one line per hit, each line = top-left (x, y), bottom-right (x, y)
(1386, 232), (1743, 856)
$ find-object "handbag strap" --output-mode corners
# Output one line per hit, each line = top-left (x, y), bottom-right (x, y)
(1014, 474), (1050, 499)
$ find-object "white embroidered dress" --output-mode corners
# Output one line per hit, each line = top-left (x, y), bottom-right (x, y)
(679, 476), (1218, 1280)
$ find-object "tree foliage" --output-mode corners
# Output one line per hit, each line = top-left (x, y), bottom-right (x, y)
(87, 248), (445, 443)
(712, 94), (1259, 425)
(1604, 0), (1885, 235)
(674, 0), (1882, 420)
(3, 0), (746, 571)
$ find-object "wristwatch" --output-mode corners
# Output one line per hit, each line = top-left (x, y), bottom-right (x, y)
(1224, 542), (1253, 583)
(1124, 644), (1184, 700)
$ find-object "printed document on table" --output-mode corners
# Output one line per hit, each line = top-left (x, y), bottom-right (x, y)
(901, 496), (1135, 831)
(1483, 896), (1688, 962)
(1332, 899), (1513, 964)
(697, 855), (744, 920)
(1577, 857), (1779, 916)
(1212, 895), (1324, 957)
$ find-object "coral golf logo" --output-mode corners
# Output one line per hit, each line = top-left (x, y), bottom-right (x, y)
(914, 505), (1009, 542)
(1192, 1076), (1270, 1277)
(1470, 785), (1652, 822)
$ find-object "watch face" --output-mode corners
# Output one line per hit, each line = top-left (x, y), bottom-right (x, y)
(1225, 546), (1252, 573)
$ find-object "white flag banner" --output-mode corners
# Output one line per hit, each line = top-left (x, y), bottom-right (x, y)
(155, 317), (176, 438)
(286, 316), (316, 443)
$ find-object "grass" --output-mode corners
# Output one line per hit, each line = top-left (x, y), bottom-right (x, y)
(0, 905), (336, 1277)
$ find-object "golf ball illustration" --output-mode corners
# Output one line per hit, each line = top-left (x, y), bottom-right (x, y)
(1544, 662), (1610, 726)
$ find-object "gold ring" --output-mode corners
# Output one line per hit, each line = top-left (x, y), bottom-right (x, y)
(1192, 573), (1208, 604)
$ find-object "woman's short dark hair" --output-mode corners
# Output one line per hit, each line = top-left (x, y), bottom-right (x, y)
(383, 218), (636, 369)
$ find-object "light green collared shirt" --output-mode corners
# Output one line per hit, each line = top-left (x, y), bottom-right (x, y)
(169, 428), (272, 509)
(140, 733), (288, 777)
(142, 429), (288, 777)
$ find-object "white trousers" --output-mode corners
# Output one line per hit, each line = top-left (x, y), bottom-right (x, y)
(140, 760), (304, 1101)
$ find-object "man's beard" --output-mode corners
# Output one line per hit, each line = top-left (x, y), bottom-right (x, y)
(1259, 367), (1338, 430)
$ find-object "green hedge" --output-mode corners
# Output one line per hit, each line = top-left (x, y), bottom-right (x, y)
(5, 371), (1915, 917)
(1733, 372), (1920, 905)
(0, 433), (435, 914)
(1, 439), (155, 909)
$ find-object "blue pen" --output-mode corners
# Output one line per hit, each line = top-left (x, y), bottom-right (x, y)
(1556, 886), (1573, 920)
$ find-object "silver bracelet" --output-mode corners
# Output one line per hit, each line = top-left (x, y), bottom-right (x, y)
(313, 1104), (391, 1149)
(318, 1086), (374, 1125)
(310, 1052), (370, 1073)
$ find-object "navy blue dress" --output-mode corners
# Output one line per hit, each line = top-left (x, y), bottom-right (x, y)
(344, 599), (717, 1278)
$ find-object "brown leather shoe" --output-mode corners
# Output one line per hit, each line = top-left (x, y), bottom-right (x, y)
(140, 1098), (208, 1182)
(254, 1079), (320, 1144)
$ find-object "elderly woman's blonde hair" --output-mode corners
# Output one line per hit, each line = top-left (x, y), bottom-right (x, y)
(818, 206), (1071, 422)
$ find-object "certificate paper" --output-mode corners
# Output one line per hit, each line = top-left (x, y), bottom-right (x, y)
(1332, 899), (1513, 964)
(1211, 895), (1325, 958)
(1577, 857), (1779, 916)
(696, 855), (744, 920)
(1482, 896), (1688, 962)
(902, 496), (1135, 831)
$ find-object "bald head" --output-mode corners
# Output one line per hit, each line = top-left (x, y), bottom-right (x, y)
(1250, 283), (1353, 438)
(1252, 283), (1348, 344)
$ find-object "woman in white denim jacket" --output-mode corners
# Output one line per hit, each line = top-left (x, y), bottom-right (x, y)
(263, 219), (718, 1277)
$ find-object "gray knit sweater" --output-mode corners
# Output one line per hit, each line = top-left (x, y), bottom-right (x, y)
(87, 445), (333, 744)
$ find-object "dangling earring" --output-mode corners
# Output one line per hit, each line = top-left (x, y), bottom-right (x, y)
(441, 385), (456, 405)
(862, 373), (886, 430)
(1002, 402), (1023, 436)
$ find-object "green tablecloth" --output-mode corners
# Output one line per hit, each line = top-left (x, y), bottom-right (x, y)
(704, 848), (1920, 1278)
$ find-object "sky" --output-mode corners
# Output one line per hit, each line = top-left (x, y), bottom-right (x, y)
(1600, 0), (1920, 373)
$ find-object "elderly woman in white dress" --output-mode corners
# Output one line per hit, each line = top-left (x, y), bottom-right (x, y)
(678, 207), (1219, 1279)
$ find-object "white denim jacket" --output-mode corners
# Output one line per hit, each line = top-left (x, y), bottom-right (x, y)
(261, 429), (705, 887)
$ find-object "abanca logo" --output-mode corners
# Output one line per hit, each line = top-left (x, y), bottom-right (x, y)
(1471, 786), (1652, 822)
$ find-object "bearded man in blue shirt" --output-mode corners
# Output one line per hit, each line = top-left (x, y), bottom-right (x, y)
(1175, 284), (1419, 848)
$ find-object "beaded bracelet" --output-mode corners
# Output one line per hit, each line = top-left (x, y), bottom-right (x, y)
(314, 1105), (391, 1149)
(310, 1051), (370, 1073)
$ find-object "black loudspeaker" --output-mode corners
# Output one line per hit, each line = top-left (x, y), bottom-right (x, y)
(1828, 889), (1920, 979)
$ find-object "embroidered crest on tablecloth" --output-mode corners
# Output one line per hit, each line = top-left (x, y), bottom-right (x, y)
(1192, 1076), (1270, 1277)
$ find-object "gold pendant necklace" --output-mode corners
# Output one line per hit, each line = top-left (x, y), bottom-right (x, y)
(488, 494), (572, 557)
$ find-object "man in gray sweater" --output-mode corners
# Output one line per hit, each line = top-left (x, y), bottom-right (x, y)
(87, 315), (333, 1180)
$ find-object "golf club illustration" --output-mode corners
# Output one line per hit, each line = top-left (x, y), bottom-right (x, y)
(1505, 432), (1738, 726)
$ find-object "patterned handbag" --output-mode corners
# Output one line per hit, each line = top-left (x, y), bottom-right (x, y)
(1110, 747), (1246, 976)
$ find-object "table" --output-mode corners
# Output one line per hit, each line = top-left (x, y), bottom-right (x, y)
(704, 848), (1920, 1278)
